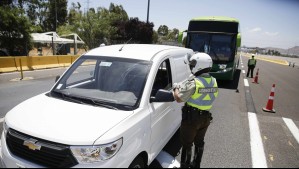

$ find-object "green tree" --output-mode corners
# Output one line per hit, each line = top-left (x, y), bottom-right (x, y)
(158, 25), (169, 36)
(59, 3), (129, 49)
(167, 28), (179, 41)
(45, 0), (68, 31)
(25, 0), (48, 30)
(0, 6), (33, 56)
(152, 30), (158, 44)
(80, 9), (106, 48)
(114, 17), (154, 44)
(68, 2), (81, 25)
(99, 3), (129, 42)
(5, 0), (48, 32)
(0, 0), (13, 6)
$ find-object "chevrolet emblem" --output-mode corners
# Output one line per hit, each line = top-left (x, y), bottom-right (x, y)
(23, 139), (41, 151)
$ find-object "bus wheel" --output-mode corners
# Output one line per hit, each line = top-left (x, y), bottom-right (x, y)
(129, 156), (145, 168)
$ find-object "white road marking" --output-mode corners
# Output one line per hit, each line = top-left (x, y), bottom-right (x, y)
(0, 118), (3, 159)
(242, 70), (246, 74)
(242, 65), (244, 68)
(283, 118), (299, 144)
(0, 135), (1, 158)
(244, 79), (249, 87)
(248, 112), (268, 168)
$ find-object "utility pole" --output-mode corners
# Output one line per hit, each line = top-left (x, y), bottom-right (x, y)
(147, 0), (150, 23)
(85, 0), (90, 14)
(55, 0), (57, 32)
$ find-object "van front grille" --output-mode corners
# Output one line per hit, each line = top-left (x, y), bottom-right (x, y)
(6, 129), (78, 168)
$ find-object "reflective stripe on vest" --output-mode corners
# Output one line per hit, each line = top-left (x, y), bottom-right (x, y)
(187, 77), (218, 110)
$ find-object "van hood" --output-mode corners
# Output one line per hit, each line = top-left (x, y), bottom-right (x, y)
(5, 93), (133, 145)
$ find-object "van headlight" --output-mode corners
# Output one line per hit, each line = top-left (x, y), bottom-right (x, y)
(71, 138), (123, 164)
(3, 120), (9, 136)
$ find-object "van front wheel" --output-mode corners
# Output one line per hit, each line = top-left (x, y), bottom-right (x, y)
(129, 156), (145, 168)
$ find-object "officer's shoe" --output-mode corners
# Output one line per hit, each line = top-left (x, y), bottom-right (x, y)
(180, 163), (193, 168)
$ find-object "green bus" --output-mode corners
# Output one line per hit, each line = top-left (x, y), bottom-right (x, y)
(180, 16), (241, 80)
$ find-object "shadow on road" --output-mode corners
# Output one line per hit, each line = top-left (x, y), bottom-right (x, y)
(217, 69), (241, 91)
(149, 130), (182, 168)
(163, 130), (182, 157)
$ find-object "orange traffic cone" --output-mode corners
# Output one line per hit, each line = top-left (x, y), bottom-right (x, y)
(263, 84), (276, 113)
(252, 69), (259, 84)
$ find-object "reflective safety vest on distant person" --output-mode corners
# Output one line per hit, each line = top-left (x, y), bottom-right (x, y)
(187, 76), (219, 111)
(248, 59), (257, 66)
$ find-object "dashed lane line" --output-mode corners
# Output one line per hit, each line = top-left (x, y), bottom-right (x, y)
(283, 118), (299, 144)
(244, 79), (249, 87)
(248, 112), (268, 168)
(0, 118), (2, 159)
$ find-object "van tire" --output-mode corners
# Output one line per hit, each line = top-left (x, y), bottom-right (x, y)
(129, 156), (145, 168)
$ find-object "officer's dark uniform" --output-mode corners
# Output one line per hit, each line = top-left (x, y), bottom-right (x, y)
(174, 73), (218, 168)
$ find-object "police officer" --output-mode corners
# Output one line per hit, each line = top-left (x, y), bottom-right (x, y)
(247, 54), (257, 78)
(173, 53), (218, 168)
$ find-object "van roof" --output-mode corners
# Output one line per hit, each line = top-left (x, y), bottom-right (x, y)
(84, 44), (187, 61)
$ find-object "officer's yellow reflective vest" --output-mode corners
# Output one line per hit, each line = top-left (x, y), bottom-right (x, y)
(248, 59), (257, 66)
(186, 76), (218, 111)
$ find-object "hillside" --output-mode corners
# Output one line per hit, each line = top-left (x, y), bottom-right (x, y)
(265, 46), (299, 56)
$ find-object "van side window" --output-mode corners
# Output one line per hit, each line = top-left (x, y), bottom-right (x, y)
(151, 59), (172, 96)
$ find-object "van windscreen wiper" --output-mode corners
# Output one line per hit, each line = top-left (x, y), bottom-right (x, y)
(77, 97), (119, 110)
(89, 99), (119, 110)
(52, 91), (119, 110)
(52, 91), (86, 105)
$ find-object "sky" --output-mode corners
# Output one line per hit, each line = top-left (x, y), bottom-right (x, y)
(68, 0), (299, 49)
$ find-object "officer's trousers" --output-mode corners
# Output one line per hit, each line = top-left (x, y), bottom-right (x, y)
(180, 110), (211, 168)
(247, 65), (255, 78)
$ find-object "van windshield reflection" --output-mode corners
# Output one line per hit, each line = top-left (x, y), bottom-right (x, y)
(51, 56), (152, 110)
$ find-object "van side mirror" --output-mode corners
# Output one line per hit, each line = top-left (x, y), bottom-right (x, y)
(237, 33), (241, 48)
(150, 89), (174, 103)
(55, 76), (60, 83)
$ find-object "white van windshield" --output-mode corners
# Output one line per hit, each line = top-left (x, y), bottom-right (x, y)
(51, 56), (152, 110)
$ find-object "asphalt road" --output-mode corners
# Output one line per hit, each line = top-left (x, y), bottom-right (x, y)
(0, 56), (298, 168)
(242, 56), (299, 168)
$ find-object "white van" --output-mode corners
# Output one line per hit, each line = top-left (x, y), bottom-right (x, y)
(1, 44), (193, 168)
